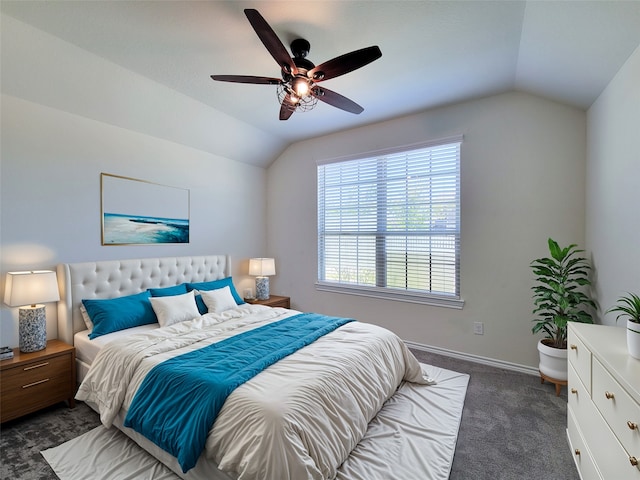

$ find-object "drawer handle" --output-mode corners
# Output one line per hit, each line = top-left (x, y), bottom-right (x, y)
(570, 344), (577, 350)
(630, 456), (638, 467)
(570, 388), (578, 394)
(574, 449), (581, 456)
(605, 391), (615, 400)
(628, 421), (639, 430)
(23, 362), (49, 371)
(22, 378), (50, 389)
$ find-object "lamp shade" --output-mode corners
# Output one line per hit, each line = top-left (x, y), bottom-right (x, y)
(248, 258), (276, 277)
(4, 270), (60, 307)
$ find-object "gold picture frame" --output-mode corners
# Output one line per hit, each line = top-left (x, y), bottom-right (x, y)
(101, 173), (190, 245)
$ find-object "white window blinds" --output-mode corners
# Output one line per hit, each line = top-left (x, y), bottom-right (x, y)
(317, 138), (461, 303)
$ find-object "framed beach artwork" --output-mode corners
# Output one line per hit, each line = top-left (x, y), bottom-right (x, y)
(101, 173), (190, 245)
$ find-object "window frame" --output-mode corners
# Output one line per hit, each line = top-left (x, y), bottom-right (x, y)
(316, 135), (464, 309)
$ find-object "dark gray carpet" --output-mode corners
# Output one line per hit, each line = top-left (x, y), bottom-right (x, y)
(0, 350), (579, 480)
(412, 350), (579, 480)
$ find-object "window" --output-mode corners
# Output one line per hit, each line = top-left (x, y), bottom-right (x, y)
(317, 136), (463, 308)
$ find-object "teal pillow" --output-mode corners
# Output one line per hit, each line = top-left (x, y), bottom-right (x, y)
(83, 291), (156, 339)
(148, 284), (188, 297)
(186, 277), (244, 305)
(195, 295), (208, 315)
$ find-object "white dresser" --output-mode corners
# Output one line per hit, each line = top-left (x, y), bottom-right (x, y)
(567, 323), (640, 480)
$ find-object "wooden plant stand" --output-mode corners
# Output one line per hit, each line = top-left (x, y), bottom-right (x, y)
(539, 371), (567, 396)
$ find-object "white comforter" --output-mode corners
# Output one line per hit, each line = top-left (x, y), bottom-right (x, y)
(76, 305), (426, 480)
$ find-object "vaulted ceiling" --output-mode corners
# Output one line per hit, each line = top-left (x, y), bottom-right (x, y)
(2, 1), (639, 166)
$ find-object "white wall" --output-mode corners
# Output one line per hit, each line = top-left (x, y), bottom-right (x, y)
(0, 95), (267, 347)
(586, 45), (640, 325)
(267, 91), (587, 369)
(0, 14), (284, 168)
(0, 16), (270, 347)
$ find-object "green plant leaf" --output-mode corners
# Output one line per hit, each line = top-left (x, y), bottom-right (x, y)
(548, 238), (562, 261)
(606, 292), (640, 323)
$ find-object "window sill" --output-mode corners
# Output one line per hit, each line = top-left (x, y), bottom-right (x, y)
(315, 282), (464, 309)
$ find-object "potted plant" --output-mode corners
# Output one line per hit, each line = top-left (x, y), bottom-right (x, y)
(531, 238), (597, 384)
(606, 292), (640, 360)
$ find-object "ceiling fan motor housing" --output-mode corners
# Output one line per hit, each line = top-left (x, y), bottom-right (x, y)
(290, 38), (310, 58)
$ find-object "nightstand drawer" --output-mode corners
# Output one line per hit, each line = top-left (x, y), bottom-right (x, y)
(1, 354), (71, 388)
(0, 340), (76, 423)
(1, 370), (72, 416)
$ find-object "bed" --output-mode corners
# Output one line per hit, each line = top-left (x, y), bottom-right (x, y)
(57, 255), (468, 480)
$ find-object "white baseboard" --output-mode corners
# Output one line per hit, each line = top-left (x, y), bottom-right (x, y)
(404, 340), (539, 376)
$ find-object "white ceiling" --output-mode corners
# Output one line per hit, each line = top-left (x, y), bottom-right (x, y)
(2, 0), (640, 151)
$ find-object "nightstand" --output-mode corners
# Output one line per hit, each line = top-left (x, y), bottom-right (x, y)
(1, 339), (76, 423)
(244, 295), (290, 309)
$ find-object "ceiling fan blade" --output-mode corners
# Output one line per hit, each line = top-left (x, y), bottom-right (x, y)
(211, 75), (282, 85)
(279, 94), (296, 120)
(312, 86), (364, 114)
(244, 9), (297, 76)
(308, 46), (382, 82)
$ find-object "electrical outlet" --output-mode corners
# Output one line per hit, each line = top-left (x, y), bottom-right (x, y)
(473, 322), (484, 335)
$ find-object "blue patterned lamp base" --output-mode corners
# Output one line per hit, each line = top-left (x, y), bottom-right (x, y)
(19, 306), (47, 353)
(255, 276), (270, 300)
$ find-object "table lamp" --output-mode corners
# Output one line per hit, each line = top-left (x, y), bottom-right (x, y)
(248, 258), (276, 300)
(4, 270), (60, 352)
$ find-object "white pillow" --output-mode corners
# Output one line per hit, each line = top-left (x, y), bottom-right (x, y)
(149, 290), (200, 328)
(200, 286), (237, 314)
(79, 304), (93, 330)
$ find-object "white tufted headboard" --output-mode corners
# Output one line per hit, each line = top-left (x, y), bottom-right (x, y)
(57, 255), (231, 346)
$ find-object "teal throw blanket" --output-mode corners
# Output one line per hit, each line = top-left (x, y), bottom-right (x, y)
(123, 313), (354, 473)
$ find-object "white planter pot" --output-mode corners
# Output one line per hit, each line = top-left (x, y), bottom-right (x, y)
(537, 339), (568, 381)
(627, 320), (640, 360)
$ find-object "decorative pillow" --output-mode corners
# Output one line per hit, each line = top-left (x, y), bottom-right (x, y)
(83, 291), (156, 340)
(149, 290), (201, 328)
(148, 284), (188, 297)
(200, 286), (238, 314)
(186, 277), (244, 305)
(195, 295), (208, 316)
(79, 304), (93, 331)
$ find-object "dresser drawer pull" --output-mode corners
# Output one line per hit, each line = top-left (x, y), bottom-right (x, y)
(628, 421), (639, 430)
(22, 378), (50, 389)
(574, 449), (581, 456)
(23, 362), (49, 371)
(630, 456), (638, 467)
(570, 388), (578, 394)
(604, 391), (615, 400)
(570, 344), (577, 350)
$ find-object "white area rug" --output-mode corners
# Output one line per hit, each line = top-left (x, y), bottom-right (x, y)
(42, 364), (469, 480)
(41, 423), (179, 480)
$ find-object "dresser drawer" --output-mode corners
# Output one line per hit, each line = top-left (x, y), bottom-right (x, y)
(568, 405), (603, 480)
(568, 363), (592, 426)
(593, 357), (640, 462)
(568, 328), (592, 394)
(569, 363), (639, 479)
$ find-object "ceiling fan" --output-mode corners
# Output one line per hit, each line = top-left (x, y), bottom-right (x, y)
(211, 9), (382, 120)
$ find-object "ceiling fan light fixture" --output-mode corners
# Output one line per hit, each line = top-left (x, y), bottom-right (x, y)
(292, 76), (311, 97)
(277, 83), (318, 112)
